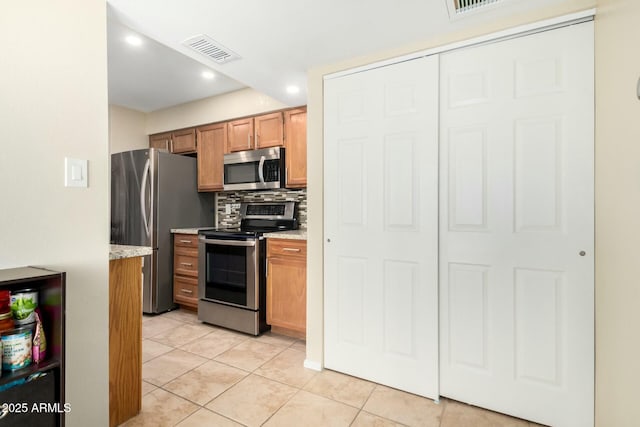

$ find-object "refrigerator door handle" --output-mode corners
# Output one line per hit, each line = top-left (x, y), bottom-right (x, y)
(140, 158), (151, 238)
(258, 155), (266, 184)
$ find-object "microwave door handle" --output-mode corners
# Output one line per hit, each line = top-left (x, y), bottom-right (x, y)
(140, 158), (151, 238)
(258, 155), (266, 184)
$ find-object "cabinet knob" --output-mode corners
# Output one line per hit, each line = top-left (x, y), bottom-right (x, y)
(327, 238), (331, 243)
(579, 251), (586, 256)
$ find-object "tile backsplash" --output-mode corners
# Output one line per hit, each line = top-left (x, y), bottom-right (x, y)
(216, 189), (307, 228)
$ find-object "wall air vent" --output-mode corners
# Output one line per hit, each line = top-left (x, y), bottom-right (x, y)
(182, 34), (240, 64)
(447, 0), (504, 18)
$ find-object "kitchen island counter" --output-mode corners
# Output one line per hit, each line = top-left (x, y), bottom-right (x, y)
(109, 246), (148, 426)
(109, 244), (152, 260)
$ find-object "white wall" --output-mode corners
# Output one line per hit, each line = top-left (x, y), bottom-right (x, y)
(0, 2), (109, 426)
(146, 87), (289, 134)
(109, 105), (148, 153)
(594, 0), (640, 425)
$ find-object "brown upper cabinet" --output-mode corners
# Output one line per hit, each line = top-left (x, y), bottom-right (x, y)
(227, 112), (284, 153)
(196, 123), (227, 192)
(284, 108), (307, 188)
(148, 128), (197, 154)
(255, 112), (284, 149)
(149, 132), (172, 151)
(227, 117), (254, 153)
(171, 128), (197, 154)
(150, 106), (306, 192)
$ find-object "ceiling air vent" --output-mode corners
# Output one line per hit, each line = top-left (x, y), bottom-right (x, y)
(182, 34), (240, 64)
(448, 0), (503, 17)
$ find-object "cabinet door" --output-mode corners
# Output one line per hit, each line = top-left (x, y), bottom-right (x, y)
(171, 128), (197, 154)
(284, 108), (307, 188)
(267, 256), (306, 334)
(149, 132), (172, 151)
(227, 118), (254, 152)
(324, 55), (439, 399)
(255, 112), (284, 149)
(197, 123), (226, 191)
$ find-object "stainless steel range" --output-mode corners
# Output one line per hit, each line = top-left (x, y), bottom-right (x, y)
(197, 202), (297, 335)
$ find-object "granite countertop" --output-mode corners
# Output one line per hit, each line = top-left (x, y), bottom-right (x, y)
(262, 229), (307, 240)
(109, 245), (153, 260)
(171, 227), (215, 235)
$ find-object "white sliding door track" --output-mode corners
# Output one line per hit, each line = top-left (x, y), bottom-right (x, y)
(324, 8), (595, 80)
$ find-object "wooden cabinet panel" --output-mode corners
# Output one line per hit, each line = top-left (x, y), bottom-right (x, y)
(197, 123), (226, 192)
(109, 257), (142, 426)
(149, 132), (172, 151)
(171, 128), (197, 154)
(255, 112), (284, 149)
(284, 108), (307, 188)
(173, 275), (198, 308)
(227, 118), (254, 152)
(174, 248), (198, 277)
(267, 239), (307, 337)
(149, 129), (196, 153)
(173, 234), (199, 311)
(267, 238), (307, 259)
(174, 234), (199, 249)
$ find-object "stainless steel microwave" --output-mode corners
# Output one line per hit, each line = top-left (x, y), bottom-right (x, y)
(223, 147), (285, 191)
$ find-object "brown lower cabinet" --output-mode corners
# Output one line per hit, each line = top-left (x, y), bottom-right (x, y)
(173, 234), (199, 310)
(266, 239), (307, 338)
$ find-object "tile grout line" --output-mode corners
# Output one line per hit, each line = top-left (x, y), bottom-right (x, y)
(346, 379), (379, 426)
(259, 386), (304, 426)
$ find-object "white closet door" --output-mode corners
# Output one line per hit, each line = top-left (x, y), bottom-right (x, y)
(324, 55), (439, 399)
(439, 22), (594, 427)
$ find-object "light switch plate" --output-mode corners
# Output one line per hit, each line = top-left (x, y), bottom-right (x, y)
(64, 157), (88, 188)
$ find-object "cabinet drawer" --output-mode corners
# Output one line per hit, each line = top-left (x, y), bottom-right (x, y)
(174, 250), (198, 277)
(174, 275), (198, 307)
(174, 234), (199, 248)
(267, 239), (307, 259)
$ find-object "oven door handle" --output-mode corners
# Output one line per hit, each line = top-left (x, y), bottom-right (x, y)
(199, 237), (256, 247)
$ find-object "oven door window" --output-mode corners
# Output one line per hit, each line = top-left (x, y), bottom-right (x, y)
(203, 243), (256, 308)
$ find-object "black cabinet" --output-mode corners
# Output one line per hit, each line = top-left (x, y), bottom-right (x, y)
(0, 267), (65, 427)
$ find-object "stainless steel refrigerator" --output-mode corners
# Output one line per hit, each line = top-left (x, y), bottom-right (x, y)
(110, 148), (214, 313)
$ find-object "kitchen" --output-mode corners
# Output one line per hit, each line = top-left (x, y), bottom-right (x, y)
(1, 0), (639, 426)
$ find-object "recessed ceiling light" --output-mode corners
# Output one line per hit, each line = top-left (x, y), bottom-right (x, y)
(125, 35), (142, 46)
(202, 71), (215, 79)
(286, 85), (300, 95)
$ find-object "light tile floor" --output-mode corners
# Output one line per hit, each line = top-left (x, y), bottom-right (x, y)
(122, 309), (545, 427)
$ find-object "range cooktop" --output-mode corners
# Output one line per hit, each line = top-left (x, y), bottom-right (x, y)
(199, 201), (298, 240)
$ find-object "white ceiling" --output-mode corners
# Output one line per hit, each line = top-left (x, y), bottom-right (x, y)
(107, 0), (577, 113)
